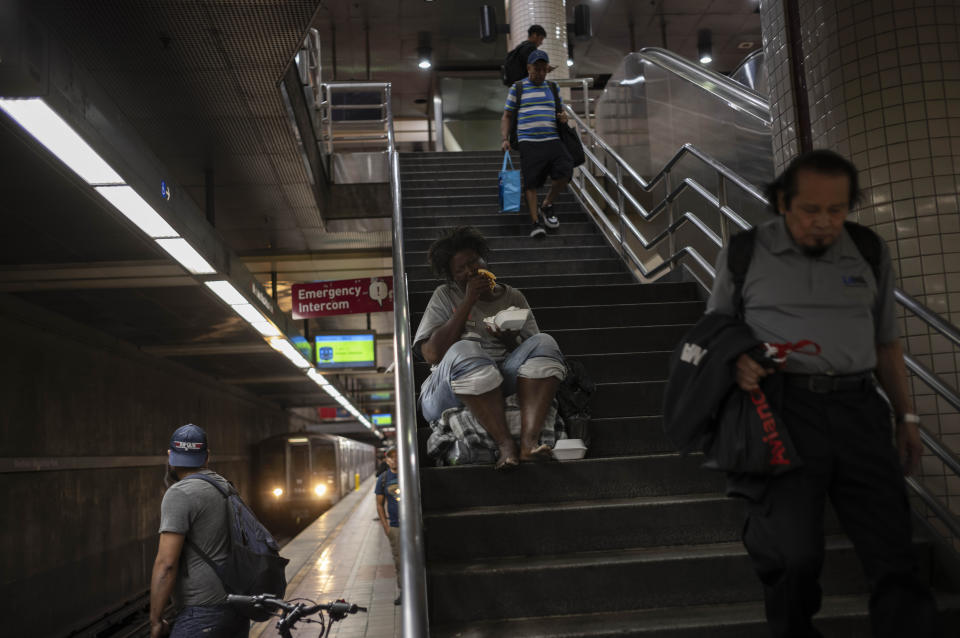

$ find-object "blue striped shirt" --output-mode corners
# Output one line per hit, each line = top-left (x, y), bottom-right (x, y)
(504, 79), (561, 143)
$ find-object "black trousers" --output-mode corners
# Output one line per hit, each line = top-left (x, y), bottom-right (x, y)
(739, 384), (939, 638)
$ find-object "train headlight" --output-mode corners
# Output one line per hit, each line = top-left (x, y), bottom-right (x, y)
(272, 487), (284, 498)
(314, 484), (327, 497)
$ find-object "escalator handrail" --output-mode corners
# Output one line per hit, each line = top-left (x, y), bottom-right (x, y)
(635, 47), (771, 124)
(729, 48), (766, 88)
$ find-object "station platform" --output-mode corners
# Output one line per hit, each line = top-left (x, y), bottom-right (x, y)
(252, 475), (401, 638)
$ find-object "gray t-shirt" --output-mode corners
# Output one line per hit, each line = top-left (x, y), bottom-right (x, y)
(159, 469), (231, 609)
(413, 283), (539, 363)
(706, 217), (898, 374)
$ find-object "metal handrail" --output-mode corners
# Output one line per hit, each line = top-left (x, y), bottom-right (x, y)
(565, 102), (960, 494)
(319, 82), (395, 177)
(382, 85), (429, 637)
(637, 47), (771, 124)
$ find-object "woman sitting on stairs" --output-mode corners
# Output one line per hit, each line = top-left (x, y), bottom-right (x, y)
(413, 226), (566, 469)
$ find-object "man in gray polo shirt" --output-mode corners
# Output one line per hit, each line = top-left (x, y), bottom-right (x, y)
(707, 150), (938, 637)
(149, 424), (248, 638)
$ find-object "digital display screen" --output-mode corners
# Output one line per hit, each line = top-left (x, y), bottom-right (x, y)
(370, 392), (392, 401)
(314, 333), (376, 369)
(372, 413), (392, 426)
(291, 336), (312, 362)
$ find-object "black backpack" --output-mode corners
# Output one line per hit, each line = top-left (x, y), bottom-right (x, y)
(501, 41), (536, 86)
(182, 473), (289, 621)
(557, 359), (596, 444)
(728, 220), (883, 316)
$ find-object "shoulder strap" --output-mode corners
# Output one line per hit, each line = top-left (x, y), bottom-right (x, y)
(843, 221), (882, 282)
(727, 228), (758, 319)
(514, 79), (524, 101)
(547, 81), (561, 113)
(179, 473), (233, 585)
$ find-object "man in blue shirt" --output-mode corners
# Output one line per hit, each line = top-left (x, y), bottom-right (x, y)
(375, 447), (401, 605)
(501, 50), (573, 238)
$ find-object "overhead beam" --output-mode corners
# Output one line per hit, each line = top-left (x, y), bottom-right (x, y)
(0, 260), (195, 292)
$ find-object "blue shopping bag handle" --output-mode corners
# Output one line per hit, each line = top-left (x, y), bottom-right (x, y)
(502, 151), (514, 171)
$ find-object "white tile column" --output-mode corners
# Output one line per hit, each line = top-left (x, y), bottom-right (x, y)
(507, 0), (570, 81)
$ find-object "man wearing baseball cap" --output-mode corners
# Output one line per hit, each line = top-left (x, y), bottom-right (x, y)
(149, 424), (248, 637)
(501, 48), (573, 238)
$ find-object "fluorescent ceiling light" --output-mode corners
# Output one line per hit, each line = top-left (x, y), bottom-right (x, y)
(267, 337), (312, 369)
(0, 98), (124, 185)
(204, 280), (247, 306)
(418, 60), (432, 69)
(306, 369), (330, 386)
(155, 238), (216, 274)
(231, 303), (268, 324)
(323, 385), (343, 399)
(249, 321), (282, 337)
(95, 185), (178, 238)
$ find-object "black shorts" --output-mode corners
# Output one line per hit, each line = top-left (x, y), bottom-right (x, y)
(519, 139), (573, 190)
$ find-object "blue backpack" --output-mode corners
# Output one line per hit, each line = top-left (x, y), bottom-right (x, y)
(183, 473), (289, 620)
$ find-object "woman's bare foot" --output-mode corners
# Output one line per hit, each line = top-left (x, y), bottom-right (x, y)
(520, 443), (556, 462)
(494, 440), (520, 470)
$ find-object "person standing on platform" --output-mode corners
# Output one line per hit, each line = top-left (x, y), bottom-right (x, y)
(501, 49), (572, 238)
(149, 424), (249, 638)
(375, 446), (402, 605)
(706, 150), (939, 637)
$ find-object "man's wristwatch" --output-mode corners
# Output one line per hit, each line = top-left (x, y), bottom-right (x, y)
(897, 412), (921, 425)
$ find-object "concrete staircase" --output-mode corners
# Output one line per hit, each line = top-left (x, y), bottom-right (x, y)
(399, 151), (956, 637)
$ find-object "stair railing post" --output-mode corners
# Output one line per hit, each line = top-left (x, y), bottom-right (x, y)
(616, 161), (625, 258)
(717, 172), (729, 247)
(665, 169), (675, 261)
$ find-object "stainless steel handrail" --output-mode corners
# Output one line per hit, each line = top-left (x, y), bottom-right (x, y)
(384, 85), (429, 637)
(565, 100), (960, 495)
(637, 47), (771, 124)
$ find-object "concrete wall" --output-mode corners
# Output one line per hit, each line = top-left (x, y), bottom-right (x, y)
(0, 294), (292, 636)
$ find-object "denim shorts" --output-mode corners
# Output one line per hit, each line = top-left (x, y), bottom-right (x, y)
(170, 605), (249, 638)
(419, 333), (563, 422)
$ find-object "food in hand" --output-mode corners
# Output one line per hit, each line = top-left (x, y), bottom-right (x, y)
(476, 268), (497, 291)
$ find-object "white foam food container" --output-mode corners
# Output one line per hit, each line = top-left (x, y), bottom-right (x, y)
(553, 438), (587, 461)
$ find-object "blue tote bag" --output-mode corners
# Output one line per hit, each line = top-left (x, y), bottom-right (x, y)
(498, 152), (522, 213)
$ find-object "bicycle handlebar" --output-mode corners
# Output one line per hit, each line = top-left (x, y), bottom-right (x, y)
(226, 594), (368, 617)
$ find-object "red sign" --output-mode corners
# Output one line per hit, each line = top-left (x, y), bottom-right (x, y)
(292, 277), (394, 319)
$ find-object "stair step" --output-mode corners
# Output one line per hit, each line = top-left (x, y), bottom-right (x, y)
(427, 537), (921, 624)
(406, 245), (615, 264)
(549, 326), (689, 357)
(411, 282), (700, 311)
(412, 351), (673, 389)
(402, 185), (578, 198)
(430, 594), (960, 638)
(423, 494), (745, 562)
(403, 233), (608, 252)
(402, 202), (584, 218)
(406, 259), (628, 282)
(589, 416), (675, 456)
(402, 215), (595, 231)
(421, 454), (724, 511)
(409, 273), (636, 296)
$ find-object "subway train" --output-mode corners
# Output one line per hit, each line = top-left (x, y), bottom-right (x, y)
(254, 433), (376, 528)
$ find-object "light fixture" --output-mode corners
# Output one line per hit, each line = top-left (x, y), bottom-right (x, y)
(267, 337), (312, 369)
(566, 58), (574, 67)
(155, 238), (216, 274)
(204, 280), (247, 306)
(323, 385), (343, 399)
(95, 185), (178, 238)
(249, 321), (282, 337)
(0, 98), (124, 185)
(288, 437), (309, 443)
(272, 487), (283, 497)
(314, 484), (327, 496)
(417, 46), (432, 70)
(698, 29), (713, 64)
(306, 368), (330, 386)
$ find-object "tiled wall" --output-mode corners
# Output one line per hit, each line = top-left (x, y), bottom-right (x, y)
(507, 0), (570, 82)
(760, 0), (960, 542)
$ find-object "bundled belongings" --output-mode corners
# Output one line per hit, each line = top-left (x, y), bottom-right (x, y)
(662, 313), (803, 475)
(426, 394), (561, 466)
